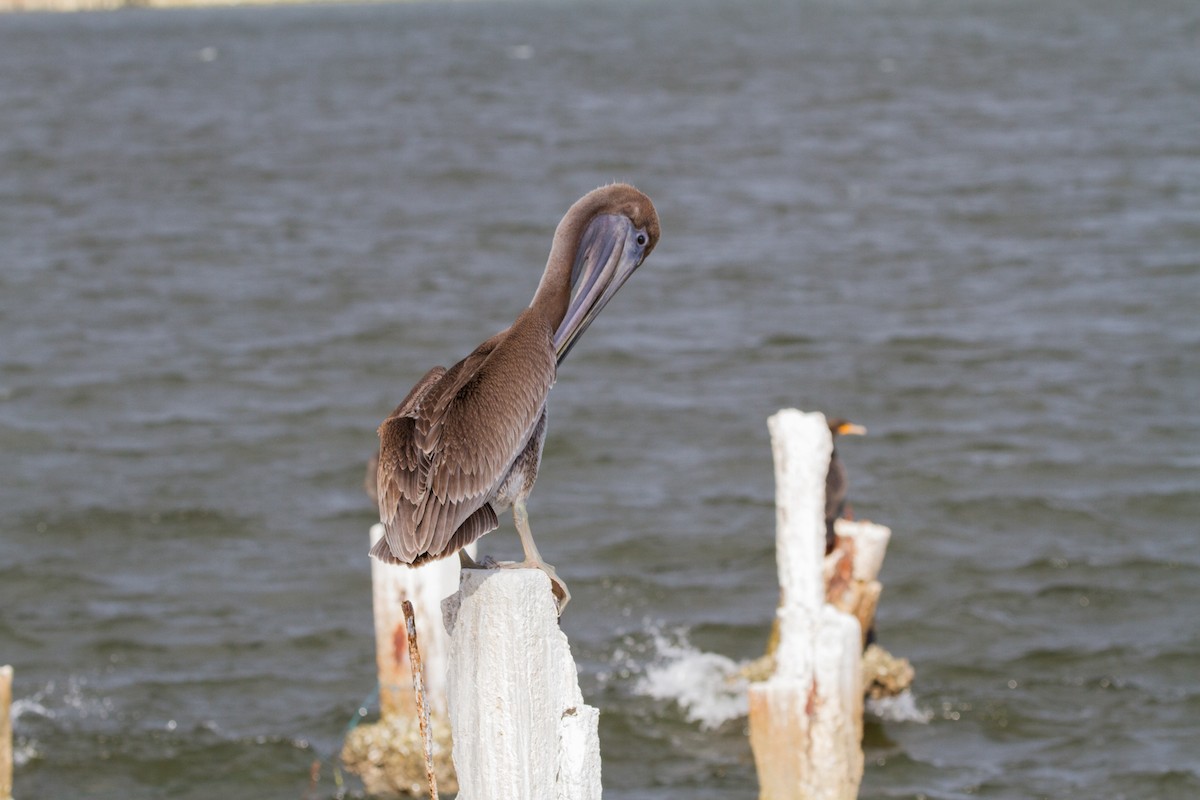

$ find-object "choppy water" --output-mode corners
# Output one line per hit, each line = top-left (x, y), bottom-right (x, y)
(1, 0), (1198, 797)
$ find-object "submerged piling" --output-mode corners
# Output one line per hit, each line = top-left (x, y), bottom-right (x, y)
(443, 567), (601, 800)
(748, 410), (865, 800)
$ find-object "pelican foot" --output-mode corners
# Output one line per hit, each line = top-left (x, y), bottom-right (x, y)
(460, 551), (506, 571)
(494, 559), (571, 615)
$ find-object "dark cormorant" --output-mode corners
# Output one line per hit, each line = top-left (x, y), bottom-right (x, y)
(825, 418), (866, 554)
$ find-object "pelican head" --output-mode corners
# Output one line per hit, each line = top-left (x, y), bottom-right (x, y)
(552, 185), (660, 362)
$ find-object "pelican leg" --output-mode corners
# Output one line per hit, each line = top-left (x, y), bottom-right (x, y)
(501, 498), (571, 614)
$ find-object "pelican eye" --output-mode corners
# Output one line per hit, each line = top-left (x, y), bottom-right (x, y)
(636, 233), (647, 246)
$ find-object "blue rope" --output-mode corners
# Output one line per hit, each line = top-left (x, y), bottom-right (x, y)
(328, 682), (381, 799)
(343, 683), (380, 735)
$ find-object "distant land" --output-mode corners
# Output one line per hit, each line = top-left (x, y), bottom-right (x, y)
(1, 0), (381, 11)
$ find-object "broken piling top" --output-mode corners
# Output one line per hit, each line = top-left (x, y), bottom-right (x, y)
(443, 568), (601, 800)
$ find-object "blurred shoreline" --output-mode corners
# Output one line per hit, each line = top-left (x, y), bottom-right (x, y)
(1, 0), (384, 11)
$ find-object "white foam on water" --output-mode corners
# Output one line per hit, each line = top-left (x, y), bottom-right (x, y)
(623, 621), (932, 731)
(12, 737), (39, 768)
(11, 695), (53, 722)
(632, 626), (749, 731)
(21, 675), (114, 721)
(866, 690), (933, 723)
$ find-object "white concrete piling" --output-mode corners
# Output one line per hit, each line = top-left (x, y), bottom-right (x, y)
(443, 567), (601, 800)
(748, 409), (865, 800)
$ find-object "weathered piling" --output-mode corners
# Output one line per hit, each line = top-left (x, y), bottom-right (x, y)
(824, 519), (891, 647)
(367, 524), (457, 720)
(826, 518), (914, 702)
(340, 524), (459, 796)
(748, 410), (865, 800)
(443, 567), (601, 800)
(1, 665), (12, 800)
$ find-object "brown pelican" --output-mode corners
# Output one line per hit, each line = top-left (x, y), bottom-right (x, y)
(825, 418), (867, 554)
(371, 184), (660, 613)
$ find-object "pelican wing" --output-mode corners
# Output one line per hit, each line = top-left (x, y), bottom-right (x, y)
(420, 318), (555, 558)
(375, 364), (448, 563)
(374, 318), (555, 564)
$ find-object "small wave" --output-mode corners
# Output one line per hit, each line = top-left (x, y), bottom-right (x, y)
(631, 625), (748, 730)
(11, 696), (54, 722)
(866, 690), (933, 723)
(12, 676), (115, 723)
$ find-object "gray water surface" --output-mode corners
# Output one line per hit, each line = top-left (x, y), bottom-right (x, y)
(2, 0), (1198, 797)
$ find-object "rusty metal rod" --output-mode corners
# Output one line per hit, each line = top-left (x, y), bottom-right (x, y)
(402, 600), (438, 800)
